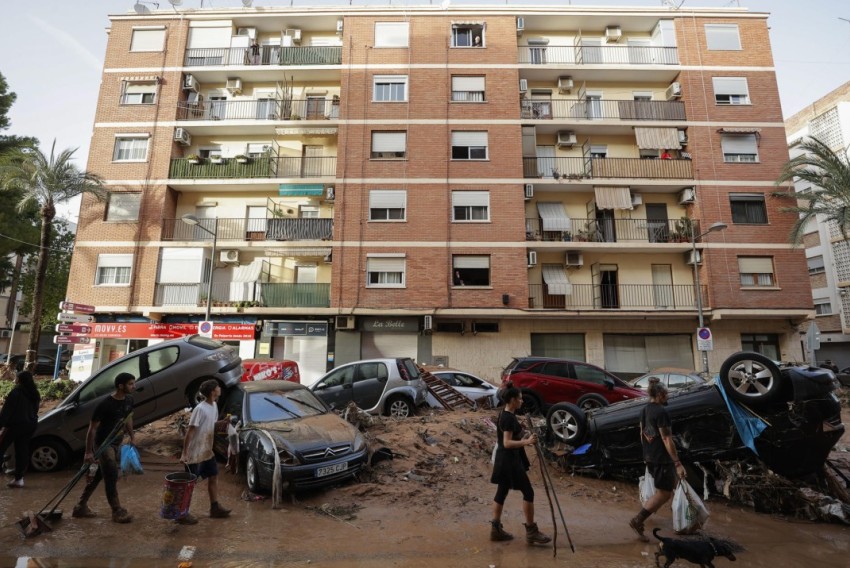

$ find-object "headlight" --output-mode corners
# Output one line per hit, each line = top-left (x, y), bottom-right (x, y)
(352, 433), (367, 452)
(278, 448), (299, 466)
(205, 350), (232, 362)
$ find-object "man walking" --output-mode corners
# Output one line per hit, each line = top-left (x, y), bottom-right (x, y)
(179, 379), (231, 524)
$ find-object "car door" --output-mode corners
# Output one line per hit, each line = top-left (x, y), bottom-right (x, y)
(311, 365), (354, 410)
(569, 362), (611, 401)
(451, 373), (493, 402)
(535, 361), (581, 405)
(350, 361), (388, 411)
(666, 373), (692, 391)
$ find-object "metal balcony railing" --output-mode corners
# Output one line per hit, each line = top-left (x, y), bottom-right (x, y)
(154, 282), (330, 308)
(168, 156), (336, 179)
(260, 283), (330, 307)
(525, 218), (700, 243)
(176, 99), (341, 121)
(527, 284), (707, 310)
(184, 46), (342, 67)
(523, 157), (692, 180)
(520, 99), (685, 121)
(518, 45), (679, 66)
(161, 217), (333, 242)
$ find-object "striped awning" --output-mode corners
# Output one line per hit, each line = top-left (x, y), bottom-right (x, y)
(634, 127), (681, 150)
(594, 186), (633, 210)
(263, 247), (332, 257)
(718, 127), (762, 134)
(121, 75), (159, 82)
(537, 202), (571, 232)
(452, 21), (485, 26)
(542, 265), (572, 296)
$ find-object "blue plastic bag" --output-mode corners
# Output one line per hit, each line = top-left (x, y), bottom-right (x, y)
(119, 444), (144, 475)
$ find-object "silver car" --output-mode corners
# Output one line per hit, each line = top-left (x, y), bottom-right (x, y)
(310, 358), (427, 418)
(24, 335), (243, 472)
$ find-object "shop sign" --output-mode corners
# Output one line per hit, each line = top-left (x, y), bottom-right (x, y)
(269, 321), (328, 337)
(360, 317), (418, 333)
(84, 322), (256, 341)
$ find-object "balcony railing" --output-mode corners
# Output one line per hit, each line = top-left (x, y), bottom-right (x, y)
(523, 157), (692, 180)
(161, 217), (333, 241)
(527, 284), (707, 310)
(520, 99), (685, 121)
(154, 282), (330, 308)
(525, 218), (699, 243)
(260, 283), (331, 307)
(168, 156), (336, 179)
(184, 46), (342, 67)
(176, 99), (340, 121)
(518, 45), (678, 66)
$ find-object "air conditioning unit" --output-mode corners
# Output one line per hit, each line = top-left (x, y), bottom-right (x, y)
(557, 76), (574, 94)
(556, 130), (577, 148)
(335, 315), (355, 330)
(524, 184), (534, 199)
(325, 186), (335, 200)
(685, 249), (702, 265)
(183, 74), (199, 92)
(566, 251), (584, 267)
(666, 82), (683, 100)
(516, 17), (525, 35)
(174, 127), (192, 146)
(284, 28), (302, 44)
(187, 92), (204, 106)
(519, 79), (528, 95)
(336, 20), (344, 35)
(236, 27), (257, 39)
(631, 192), (643, 207)
(527, 250), (538, 267)
(605, 26), (622, 43)
(678, 187), (696, 205)
(678, 129), (688, 146)
(0, 330), (11, 338)
(220, 250), (239, 263)
(423, 315), (433, 331)
(225, 78), (243, 95)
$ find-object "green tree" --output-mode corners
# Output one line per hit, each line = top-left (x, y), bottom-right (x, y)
(774, 136), (850, 244)
(0, 71), (38, 155)
(18, 219), (75, 330)
(0, 142), (106, 368)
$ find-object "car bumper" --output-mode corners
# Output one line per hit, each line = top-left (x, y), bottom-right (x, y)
(257, 447), (369, 491)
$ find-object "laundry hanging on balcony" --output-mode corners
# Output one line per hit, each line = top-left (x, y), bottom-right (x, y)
(536, 202), (572, 232)
(227, 259), (263, 302)
(634, 127), (682, 150)
(594, 186), (633, 210)
(542, 264), (572, 296)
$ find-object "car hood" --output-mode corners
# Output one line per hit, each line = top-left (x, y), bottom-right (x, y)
(244, 413), (360, 450)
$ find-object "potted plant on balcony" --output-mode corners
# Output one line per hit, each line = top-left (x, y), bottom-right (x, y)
(210, 155), (225, 165)
(235, 154), (250, 164)
(185, 153), (201, 165)
(289, 113), (301, 121)
(672, 216), (695, 243)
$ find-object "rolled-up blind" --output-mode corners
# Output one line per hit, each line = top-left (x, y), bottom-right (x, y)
(738, 257), (773, 273)
(453, 255), (489, 269)
(369, 190), (406, 209)
(187, 26), (231, 48)
(721, 134), (757, 154)
(452, 191), (488, 207)
(451, 131), (487, 147)
(712, 77), (748, 96)
(452, 76), (485, 92)
(371, 132), (406, 152)
(131, 28), (165, 51)
(367, 256), (404, 272)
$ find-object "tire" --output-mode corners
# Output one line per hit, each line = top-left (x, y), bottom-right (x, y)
(719, 351), (783, 405)
(384, 395), (414, 419)
(519, 390), (543, 416)
(246, 455), (265, 493)
(29, 438), (70, 473)
(546, 403), (587, 445)
(577, 393), (609, 411)
(186, 377), (220, 407)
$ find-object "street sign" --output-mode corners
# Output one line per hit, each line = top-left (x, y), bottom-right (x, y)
(59, 301), (96, 314)
(57, 312), (95, 324)
(807, 323), (821, 352)
(198, 321), (214, 339)
(54, 335), (92, 345)
(696, 327), (714, 351)
(56, 324), (92, 334)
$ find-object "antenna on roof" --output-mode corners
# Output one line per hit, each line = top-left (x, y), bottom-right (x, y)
(242, 0), (253, 7)
(661, 0), (686, 9)
(134, 1), (159, 14)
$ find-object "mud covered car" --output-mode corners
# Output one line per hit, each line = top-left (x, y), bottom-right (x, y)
(546, 352), (845, 479)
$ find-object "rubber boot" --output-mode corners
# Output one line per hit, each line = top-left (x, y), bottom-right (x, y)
(629, 514), (650, 543)
(524, 522), (552, 545)
(210, 502), (231, 518)
(490, 520), (514, 542)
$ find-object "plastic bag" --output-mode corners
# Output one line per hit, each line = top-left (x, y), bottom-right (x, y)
(639, 467), (656, 505)
(672, 480), (710, 534)
(119, 444), (144, 475)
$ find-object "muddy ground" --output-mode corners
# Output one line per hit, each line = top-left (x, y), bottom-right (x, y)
(0, 403), (848, 567)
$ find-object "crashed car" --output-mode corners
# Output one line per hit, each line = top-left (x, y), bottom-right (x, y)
(546, 352), (845, 479)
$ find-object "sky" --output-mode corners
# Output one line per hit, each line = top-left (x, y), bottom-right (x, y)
(2, 0), (850, 221)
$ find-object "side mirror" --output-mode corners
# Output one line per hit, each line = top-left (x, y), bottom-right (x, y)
(603, 378), (615, 391)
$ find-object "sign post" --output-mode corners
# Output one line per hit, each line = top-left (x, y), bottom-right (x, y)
(696, 327), (713, 352)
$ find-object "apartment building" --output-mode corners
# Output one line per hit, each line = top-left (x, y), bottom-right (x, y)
(66, 4), (811, 384)
(785, 81), (850, 369)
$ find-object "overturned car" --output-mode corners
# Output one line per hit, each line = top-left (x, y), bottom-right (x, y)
(546, 352), (845, 479)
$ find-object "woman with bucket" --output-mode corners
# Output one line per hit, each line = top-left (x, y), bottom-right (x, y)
(0, 370), (41, 488)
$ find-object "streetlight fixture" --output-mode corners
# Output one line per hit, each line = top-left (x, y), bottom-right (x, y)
(691, 221), (727, 375)
(181, 214), (218, 322)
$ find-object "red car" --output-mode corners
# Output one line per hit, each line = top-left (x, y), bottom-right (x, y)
(501, 357), (644, 414)
(241, 358), (300, 384)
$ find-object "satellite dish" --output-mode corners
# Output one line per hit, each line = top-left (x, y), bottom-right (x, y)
(134, 2), (151, 14)
(242, 0), (253, 7)
(168, 0), (183, 6)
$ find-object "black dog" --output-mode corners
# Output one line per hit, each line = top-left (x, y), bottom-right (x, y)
(653, 528), (738, 568)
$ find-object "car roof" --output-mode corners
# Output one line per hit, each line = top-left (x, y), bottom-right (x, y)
(640, 368), (701, 376)
(421, 365), (466, 373)
(240, 380), (307, 393)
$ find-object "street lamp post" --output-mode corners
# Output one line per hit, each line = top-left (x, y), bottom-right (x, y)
(691, 221), (728, 376)
(181, 214), (218, 322)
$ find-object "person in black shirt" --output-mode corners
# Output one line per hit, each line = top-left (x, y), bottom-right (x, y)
(629, 377), (686, 542)
(0, 371), (40, 488)
(72, 372), (136, 524)
(489, 384), (551, 545)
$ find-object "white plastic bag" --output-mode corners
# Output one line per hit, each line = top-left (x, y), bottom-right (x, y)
(672, 480), (710, 534)
(639, 467), (656, 505)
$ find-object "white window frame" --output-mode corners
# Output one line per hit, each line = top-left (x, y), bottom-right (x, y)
(371, 131), (407, 159)
(713, 77), (750, 105)
(814, 298), (832, 315)
(738, 256), (775, 287)
(807, 255), (825, 275)
(105, 192), (142, 222)
(452, 191), (490, 222)
(451, 24), (485, 48)
(366, 255), (406, 288)
(705, 24), (741, 51)
(121, 80), (158, 105)
(112, 134), (150, 162)
(374, 22), (409, 48)
(451, 76), (486, 102)
(452, 255), (491, 287)
(590, 144), (608, 158)
(451, 131), (488, 161)
(373, 75), (408, 102)
(130, 27), (166, 52)
(369, 190), (407, 222)
(721, 133), (759, 163)
(95, 254), (133, 286)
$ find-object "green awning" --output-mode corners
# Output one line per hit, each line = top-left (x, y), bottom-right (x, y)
(279, 183), (324, 196)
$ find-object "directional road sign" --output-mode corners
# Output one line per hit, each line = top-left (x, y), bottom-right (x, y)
(59, 301), (96, 314)
(57, 312), (95, 324)
(56, 324), (92, 334)
(54, 335), (92, 345)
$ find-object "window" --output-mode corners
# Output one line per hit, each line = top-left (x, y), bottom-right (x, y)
(814, 299), (832, 315)
(740, 333), (779, 360)
(738, 256), (775, 287)
(452, 24), (484, 48)
(713, 77), (750, 105)
(530, 333), (585, 360)
(807, 255), (826, 275)
(452, 255), (490, 286)
(147, 346), (179, 375)
(451, 131), (488, 160)
(590, 144), (608, 159)
(130, 27), (166, 52)
(572, 363), (610, 386)
(369, 190), (406, 221)
(604, 334), (694, 379)
(246, 143), (271, 159)
(452, 191), (489, 222)
(366, 256), (405, 288)
(730, 193), (767, 224)
(120, 81), (157, 104)
(105, 192), (142, 222)
(705, 24), (741, 51)
(96, 254), (132, 286)
(721, 134), (758, 163)
(373, 75), (408, 102)
(113, 136), (149, 162)
(371, 131), (406, 159)
(374, 22), (409, 48)
(452, 76), (485, 102)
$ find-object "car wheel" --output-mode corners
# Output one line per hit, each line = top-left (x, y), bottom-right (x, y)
(29, 438), (69, 473)
(719, 351), (783, 405)
(546, 403), (587, 445)
(186, 377), (220, 407)
(385, 395), (414, 419)
(246, 455), (264, 493)
(577, 393), (609, 411)
(519, 390), (543, 416)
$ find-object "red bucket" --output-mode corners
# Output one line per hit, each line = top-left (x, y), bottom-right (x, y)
(160, 471), (197, 520)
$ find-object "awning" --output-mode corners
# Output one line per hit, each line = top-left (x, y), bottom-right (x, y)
(594, 186), (633, 210)
(542, 265), (572, 296)
(121, 75), (159, 82)
(279, 183), (324, 197)
(634, 127), (682, 150)
(452, 20), (485, 26)
(718, 127), (762, 134)
(537, 202), (571, 232)
(263, 247), (332, 257)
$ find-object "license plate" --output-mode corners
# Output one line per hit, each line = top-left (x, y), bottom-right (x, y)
(315, 462), (348, 478)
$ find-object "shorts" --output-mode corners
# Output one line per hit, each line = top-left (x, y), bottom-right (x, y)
(187, 457), (218, 480)
(647, 462), (676, 492)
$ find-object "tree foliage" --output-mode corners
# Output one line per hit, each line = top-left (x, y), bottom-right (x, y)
(0, 71), (37, 156)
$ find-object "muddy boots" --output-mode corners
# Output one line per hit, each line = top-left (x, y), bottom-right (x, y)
(210, 502), (231, 519)
(629, 513), (650, 543)
(524, 522), (552, 545)
(490, 520), (514, 541)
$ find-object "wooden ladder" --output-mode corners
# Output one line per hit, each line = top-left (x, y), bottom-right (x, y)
(419, 368), (476, 411)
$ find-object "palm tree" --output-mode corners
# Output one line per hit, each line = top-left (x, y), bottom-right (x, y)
(0, 141), (106, 370)
(774, 136), (850, 245)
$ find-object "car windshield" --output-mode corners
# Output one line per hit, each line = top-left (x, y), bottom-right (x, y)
(246, 389), (326, 422)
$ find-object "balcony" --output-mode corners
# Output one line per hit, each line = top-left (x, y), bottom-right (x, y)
(523, 157), (692, 180)
(520, 99), (685, 121)
(525, 218), (699, 243)
(176, 98), (340, 122)
(168, 156), (337, 179)
(260, 283), (330, 307)
(153, 282), (330, 308)
(161, 217), (333, 242)
(518, 45), (678, 66)
(527, 284), (707, 310)
(184, 46), (342, 67)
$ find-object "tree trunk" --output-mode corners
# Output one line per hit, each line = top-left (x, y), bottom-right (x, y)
(25, 206), (54, 370)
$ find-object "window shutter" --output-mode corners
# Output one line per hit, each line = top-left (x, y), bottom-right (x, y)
(721, 134), (758, 154)
(367, 257), (405, 272)
(98, 254), (133, 268)
(738, 257), (773, 273)
(131, 29), (166, 51)
(159, 248), (203, 283)
(187, 26), (231, 48)
(369, 190), (407, 209)
(124, 82), (157, 94)
(712, 77), (748, 96)
(372, 132), (406, 152)
(729, 193), (764, 202)
(451, 191), (488, 207)
(453, 255), (489, 269)
(451, 131), (487, 146)
(374, 22), (409, 47)
(452, 76), (485, 92)
(705, 24), (741, 50)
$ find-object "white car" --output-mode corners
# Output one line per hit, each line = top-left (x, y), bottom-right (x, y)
(422, 367), (501, 408)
